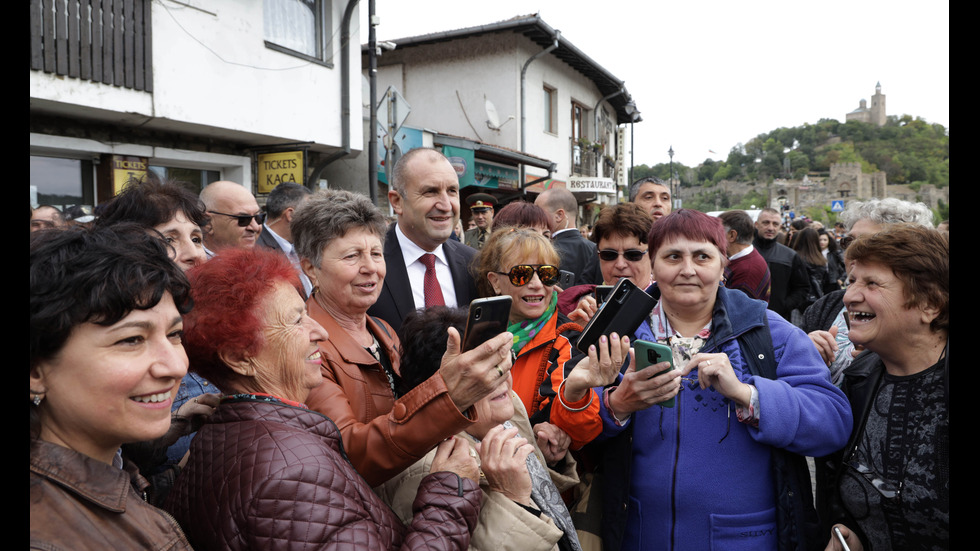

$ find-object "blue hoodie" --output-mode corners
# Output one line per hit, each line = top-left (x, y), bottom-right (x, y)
(599, 285), (852, 551)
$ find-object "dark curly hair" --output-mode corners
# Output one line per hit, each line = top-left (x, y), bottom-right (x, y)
(396, 307), (467, 396)
(97, 176), (209, 229)
(30, 224), (192, 441)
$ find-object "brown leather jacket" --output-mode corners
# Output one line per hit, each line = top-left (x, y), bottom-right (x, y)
(305, 297), (476, 486)
(165, 395), (481, 550)
(30, 441), (192, 551)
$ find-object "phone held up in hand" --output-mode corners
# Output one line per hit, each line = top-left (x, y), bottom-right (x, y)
(634, 340), (676, 407)
(576, 278), (655, 355)
(461, 296), (512, 352)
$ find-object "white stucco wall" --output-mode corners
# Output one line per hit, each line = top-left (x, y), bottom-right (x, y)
(151, 0), (359, 149)
(30, 0), (360, 152)
(372, 33), (615, 182)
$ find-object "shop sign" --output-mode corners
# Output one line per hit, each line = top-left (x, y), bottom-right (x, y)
(258, 151), (304, 193)
(111, 156), (148, 194)
(567, 177), (615, 194)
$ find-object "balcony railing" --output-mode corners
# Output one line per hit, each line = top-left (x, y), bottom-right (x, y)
(570, 139), (598, 177)
(30, 0), (153, 92)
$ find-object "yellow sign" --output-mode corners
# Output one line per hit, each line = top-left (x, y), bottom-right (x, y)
(111, 156), (148, 194)
(258, 151), (304, 194)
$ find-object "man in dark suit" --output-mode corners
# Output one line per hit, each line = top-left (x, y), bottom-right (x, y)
(257, 182), (313, 298)
(368, 148), (478, 331)
(534, 188), (601, 286)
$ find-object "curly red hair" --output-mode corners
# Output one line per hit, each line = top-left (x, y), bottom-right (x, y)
(183, 248), (300, 390)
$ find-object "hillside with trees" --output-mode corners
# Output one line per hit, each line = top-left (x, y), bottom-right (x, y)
(632, 115), (949, 217)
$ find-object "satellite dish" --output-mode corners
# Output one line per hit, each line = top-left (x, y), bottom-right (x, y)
(485, 96), (514, 131)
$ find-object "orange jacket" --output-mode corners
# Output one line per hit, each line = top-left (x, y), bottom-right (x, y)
(511, 312), (602, 449)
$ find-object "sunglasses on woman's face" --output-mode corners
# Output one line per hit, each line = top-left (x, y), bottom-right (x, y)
(495, 264), (560, 286)
(598, 249), (648, 262)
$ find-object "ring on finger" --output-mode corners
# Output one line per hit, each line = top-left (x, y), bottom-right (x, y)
(495, 365), (504, 378)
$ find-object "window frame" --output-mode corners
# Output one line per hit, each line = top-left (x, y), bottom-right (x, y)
(263, 0), (334, 67)
(543, 85), (557, 135)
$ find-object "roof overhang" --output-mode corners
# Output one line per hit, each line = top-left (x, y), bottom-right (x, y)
(365, 14), (641, 125)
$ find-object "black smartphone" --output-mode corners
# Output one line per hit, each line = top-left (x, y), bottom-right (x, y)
(634, 340), (675, 407)
(576, 278), (655, 354)
(558, 270), (575, 289)
(594, 285), (614, 305)
(461, 296), (512, 352)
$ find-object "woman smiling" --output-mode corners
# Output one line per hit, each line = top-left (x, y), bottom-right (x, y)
(30, 225), (193, 549)
(292, 190), (513, 486)
(819, 224), (948, 551)
(165, 249), (482, 550)
(473, 228), (628, 450)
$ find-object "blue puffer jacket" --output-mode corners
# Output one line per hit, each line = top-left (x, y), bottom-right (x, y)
(597, 286), (851, 551)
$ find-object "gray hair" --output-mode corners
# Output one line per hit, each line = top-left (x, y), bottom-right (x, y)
(838, 198), (934, 230)
(628, 177), (669, 202)
(718, 210), (755, 245)
(291, 189), (388, 267)
(266, 182), (312, 219)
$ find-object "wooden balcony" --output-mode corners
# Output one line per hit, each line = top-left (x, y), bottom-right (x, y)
(30, 0), (153, 92)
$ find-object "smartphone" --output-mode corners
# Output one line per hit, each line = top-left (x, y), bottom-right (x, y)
(594, 285), (614, 305)
(833, 526), (851, 551)
(461, 296), (512, 352)
(576, 278), (655, 355)
(558, 269), (575, 289)
(634, 340), (675, 407)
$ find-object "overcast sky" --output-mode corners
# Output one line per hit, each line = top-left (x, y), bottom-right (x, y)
(359, 0), (949, 168)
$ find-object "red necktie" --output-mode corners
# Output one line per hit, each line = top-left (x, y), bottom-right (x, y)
(420, 253), (445, 307)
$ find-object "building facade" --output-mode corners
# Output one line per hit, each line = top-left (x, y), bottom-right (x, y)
(30, 0), (362, 209)
(347, 15), (640, 217)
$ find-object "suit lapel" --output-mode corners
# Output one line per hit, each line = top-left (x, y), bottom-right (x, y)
(382, 224), (415, 323)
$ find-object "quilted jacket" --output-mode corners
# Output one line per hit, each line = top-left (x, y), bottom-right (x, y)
(164, 395), (481, 551)
(305, 298), (476, 486)
(30, 440), (192, 551)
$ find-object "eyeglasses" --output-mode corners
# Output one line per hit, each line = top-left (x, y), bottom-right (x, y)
(839, 235), (856, 250)
(208, 211), (267, 227)
(598, 249), (648, 262)
(494, 264), (560, 286)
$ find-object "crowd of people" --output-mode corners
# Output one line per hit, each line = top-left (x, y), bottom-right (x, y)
(31, 150), (947, 551)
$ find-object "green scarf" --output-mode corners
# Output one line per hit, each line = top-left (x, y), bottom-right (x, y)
(508, 292), (558, 354)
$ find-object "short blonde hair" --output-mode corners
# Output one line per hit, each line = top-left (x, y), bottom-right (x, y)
(472, 227), (559, 297)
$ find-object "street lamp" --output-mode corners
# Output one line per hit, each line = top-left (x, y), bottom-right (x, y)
(668, 146), (675, 205)
(623, 100), (640, 202)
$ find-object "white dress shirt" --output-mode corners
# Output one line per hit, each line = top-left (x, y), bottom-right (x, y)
(395, 224), (458, 310)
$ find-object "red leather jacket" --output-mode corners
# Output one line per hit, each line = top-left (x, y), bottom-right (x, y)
(165, 395), (481, 551)
(30, 441), (192, 551)
(305, 297), (476, 486)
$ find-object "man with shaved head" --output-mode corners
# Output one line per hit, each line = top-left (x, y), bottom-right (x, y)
(199, 181), (264, 257)
(535, 187), (601, 286)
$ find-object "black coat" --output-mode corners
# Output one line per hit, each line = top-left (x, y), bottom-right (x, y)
(367, 224), (478, 332)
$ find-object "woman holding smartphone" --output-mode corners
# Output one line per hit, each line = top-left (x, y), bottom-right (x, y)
(596, 209), (852, 551)
(473, 227), (629, 450)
